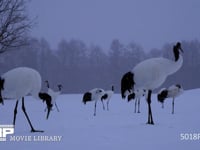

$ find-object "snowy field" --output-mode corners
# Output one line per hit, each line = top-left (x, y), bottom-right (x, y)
(0, 89), (200, 149)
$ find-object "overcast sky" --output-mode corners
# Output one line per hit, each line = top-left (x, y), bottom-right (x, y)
(28, 0), (200, 51)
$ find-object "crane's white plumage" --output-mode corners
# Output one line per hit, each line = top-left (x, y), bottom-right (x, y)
(133, 55), (183, 90)
(1, 67), (41, 100)
(166, 85), (184, 98)
(121, 42), (184, 124)
(128, 89), (147, 101)
(47, 88), (61, 104)
(88, 88), (105, 102)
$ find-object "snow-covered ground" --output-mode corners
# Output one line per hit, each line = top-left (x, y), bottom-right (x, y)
(1, 89), (200, 149)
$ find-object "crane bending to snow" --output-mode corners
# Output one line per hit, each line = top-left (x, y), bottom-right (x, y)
(157, 84), (184, 114)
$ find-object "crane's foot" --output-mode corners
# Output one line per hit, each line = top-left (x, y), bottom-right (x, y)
(146, 121), (154, 125)
(31, 129), (44, 133)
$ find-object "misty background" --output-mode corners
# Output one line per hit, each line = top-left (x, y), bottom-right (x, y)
(1, 0), (200, 93)
(28, 0), (200, 51)
(0, 38), (199, 93)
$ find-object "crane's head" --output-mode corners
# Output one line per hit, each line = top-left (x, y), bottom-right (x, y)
(39, 92), (53, 119)
(121, 72), (135, 99)
(176, 42), (183, 52)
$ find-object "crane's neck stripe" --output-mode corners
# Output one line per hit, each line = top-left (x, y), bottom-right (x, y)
(0, 77), (5, 90)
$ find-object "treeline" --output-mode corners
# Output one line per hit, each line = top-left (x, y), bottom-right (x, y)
(0, 38), (200, 93)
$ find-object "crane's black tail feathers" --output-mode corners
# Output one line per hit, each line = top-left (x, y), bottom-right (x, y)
(121, 72), (135, 99)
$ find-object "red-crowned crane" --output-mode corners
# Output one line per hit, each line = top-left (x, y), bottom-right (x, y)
(0, 67), (53, 132)
(157, 84), (184, 114)
(82, 88), (105, 116)
(121, 42), (183, 124)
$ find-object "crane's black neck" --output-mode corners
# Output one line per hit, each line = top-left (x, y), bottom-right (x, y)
(173, 45), (180, 62)
(111, 85), (114, 91)
(173, 42), (182, 62)
(45, 80), (50, 88)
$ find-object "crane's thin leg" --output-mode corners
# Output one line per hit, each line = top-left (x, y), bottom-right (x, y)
(55, 102), (60, 112)
(147, 90), (154, 125)
(106, 100), (109, 111)
(101, 100), (105, 110)
(0, 78), (4, 105)
(0, 94), (4, 105)
(138, 98), (140, 113)
(162, 103), (164, 109)
(13, 100), (19, 125)
(172, 98), (175, 114)
(21, 97), (44, 132)
(134, 99), (137, 113)
(94, 101), (97, 116)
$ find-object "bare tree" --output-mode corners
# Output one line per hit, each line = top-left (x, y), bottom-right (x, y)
(0, 0), (32, 53)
